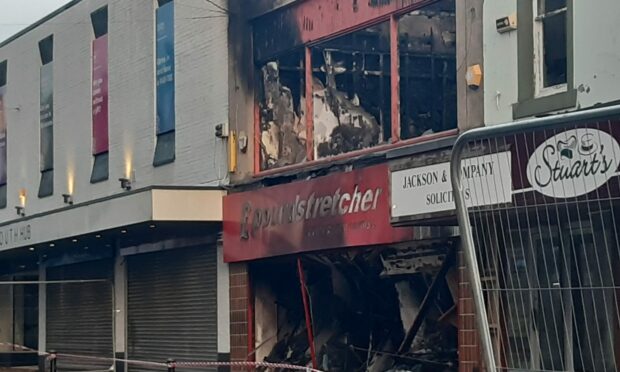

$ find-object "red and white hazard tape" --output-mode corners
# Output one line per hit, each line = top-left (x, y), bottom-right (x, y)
(2, 342), (324, 371)
(175, 360), (322, 371)
(0, 342), (38, 353)
(52, 350), (323, 371)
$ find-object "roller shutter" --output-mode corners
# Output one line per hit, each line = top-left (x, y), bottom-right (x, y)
(127, 245), (217, 371)
(46, 259), (114, 371)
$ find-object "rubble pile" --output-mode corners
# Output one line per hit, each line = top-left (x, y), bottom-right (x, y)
(255, 243), (458, 372)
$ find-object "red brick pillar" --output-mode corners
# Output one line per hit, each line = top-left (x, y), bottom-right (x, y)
(229, 262), (252, 371)
(458, 248), (483, 372)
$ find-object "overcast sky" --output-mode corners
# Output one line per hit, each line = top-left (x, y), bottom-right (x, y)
(0, 0), (72, 42)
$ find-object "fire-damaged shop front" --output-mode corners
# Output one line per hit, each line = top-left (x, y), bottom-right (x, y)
(223, 164), (461, 371)
(238, 0), (458, 173)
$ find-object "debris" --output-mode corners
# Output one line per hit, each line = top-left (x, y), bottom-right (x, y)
(259, 61), (306, 169)
(314, 51), (383, 158)
(398, 247), (455, 354)
(253, 244), (457, 372)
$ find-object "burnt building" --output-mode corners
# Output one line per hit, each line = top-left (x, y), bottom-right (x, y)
(223, 0), (485, 371)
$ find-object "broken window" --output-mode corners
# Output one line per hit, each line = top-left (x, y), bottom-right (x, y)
(535, 0), (567, 92)
(311, 22), (391, 159)
(257, 50), (307, 171)
(253, 0), (459, 171)
(251, 243), (458, 371)
(398, 3), (457, 140)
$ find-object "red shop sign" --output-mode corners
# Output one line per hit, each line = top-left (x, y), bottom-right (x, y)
(223, 164), (414, 262)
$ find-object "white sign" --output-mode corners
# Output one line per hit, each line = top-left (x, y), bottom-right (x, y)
(391, 152), (512, 218)
(526, 128), (620, 198)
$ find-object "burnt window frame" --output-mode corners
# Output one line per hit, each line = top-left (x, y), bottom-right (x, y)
(252, 1), (458, 174)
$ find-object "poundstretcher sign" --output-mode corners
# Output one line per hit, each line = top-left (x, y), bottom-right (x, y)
(223, 164), (413, 262)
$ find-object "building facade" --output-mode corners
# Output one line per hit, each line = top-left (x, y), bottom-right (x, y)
(451, 1), (620, 371)
(0, 0), (230, 370)
(223, 0), (485, 371)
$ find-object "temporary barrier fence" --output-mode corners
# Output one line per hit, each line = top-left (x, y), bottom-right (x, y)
(451, 105), (620, 372)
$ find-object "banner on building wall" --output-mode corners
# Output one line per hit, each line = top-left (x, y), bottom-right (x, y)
(92, 35), (109, 155)
(0, 86), (6, 185)
(40, 62), (54, 172)
(156, 2), (175, 134)
(223, 164), (414, 262)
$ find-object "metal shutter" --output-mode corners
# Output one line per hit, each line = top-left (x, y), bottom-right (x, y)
(46, 259), (114, 371)
(127, 245), (217, 371)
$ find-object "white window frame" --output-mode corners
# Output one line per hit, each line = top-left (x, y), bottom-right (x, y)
(533, 0), (568, 98)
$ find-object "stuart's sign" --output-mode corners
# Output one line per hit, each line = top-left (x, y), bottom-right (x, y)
(224, 164), (413, 262)
(526, 128), (620, 198)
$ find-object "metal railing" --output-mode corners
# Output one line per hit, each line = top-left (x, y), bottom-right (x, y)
(451, 105), (620, 372)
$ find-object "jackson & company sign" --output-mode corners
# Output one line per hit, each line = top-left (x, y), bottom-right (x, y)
(391, 152), (513, 219)
(223, 164), (413, 262)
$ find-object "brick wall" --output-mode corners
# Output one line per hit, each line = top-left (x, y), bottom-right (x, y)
(229, 262), (251, 371)
(458, 248), (482, 372)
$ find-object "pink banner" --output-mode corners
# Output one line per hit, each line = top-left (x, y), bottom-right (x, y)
(92, 35), (108, 154)
(0, 86), (6, 185)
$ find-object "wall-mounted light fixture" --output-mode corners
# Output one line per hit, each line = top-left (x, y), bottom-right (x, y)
(18, 188), (27, 207)
(119, 177), (132, 191)
(15, 206), (25, 217)
(62, 193), (73, 205)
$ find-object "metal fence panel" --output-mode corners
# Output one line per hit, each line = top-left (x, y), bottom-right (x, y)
(451, 106), (620, 372)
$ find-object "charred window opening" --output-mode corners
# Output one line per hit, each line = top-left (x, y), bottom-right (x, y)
(252, 243), (458, 371)
(399, 2), (457, 140)
(312, 22), (391, 158)
(252, 0), (458, 172)
(257, 50), (306, 171)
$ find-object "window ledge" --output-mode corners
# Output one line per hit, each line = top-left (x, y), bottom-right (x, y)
(512, 89), (577, 119)
(254, 129), (459, 178)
